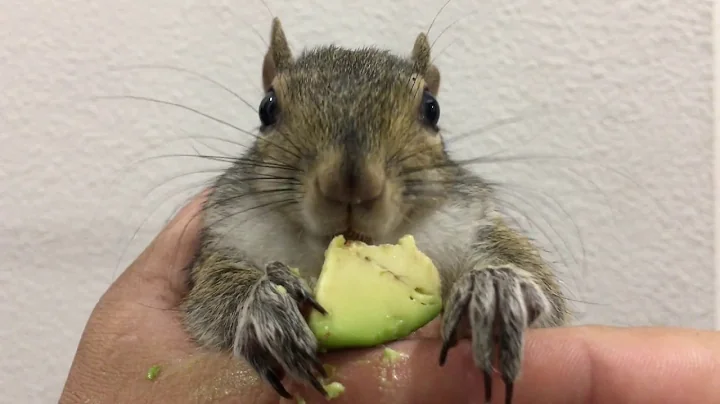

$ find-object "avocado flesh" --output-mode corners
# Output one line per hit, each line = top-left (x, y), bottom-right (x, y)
(308, 235), (442, 349)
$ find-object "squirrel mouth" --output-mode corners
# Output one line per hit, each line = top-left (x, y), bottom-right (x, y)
(340, 230), (373, 245)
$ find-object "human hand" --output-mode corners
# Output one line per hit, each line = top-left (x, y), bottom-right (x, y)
(58, 193), (282, 404)
(59, 193), (720, 404)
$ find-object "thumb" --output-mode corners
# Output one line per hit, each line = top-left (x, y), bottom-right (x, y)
(107, 191), (208, 308)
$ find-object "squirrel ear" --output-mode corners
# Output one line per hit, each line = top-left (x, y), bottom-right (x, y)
(425, 64), (441, 95)
(411, 33), (441, 95)
(262, 17), (293, 91)
(411, 33), (431, 73)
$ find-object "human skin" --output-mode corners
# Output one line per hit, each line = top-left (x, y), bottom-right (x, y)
(59, 193), (720, 404)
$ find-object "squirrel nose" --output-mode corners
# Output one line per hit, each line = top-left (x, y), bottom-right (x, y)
(316, 163), (385, 206)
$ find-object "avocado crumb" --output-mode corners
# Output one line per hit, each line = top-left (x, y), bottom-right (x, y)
(322, 363), (336, 378)
(289, 267), (300, 276)
(382, 347), (407, 363)
(323, 381), (345, 399)
(146, 365), (161, 381)
(275, 284), (287, 294)
(296, 397), (306, 404)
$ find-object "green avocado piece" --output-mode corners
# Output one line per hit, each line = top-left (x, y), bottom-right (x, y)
(146, 365), (161, 381)
(308, 235), (442, 349)
(323, 381), (345, 399)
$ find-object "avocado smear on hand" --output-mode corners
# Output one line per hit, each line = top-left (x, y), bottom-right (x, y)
(308, 235), (442, 349)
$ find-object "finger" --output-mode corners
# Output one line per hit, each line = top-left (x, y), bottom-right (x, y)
(120, 353), (280, 404)
(108, 190), (208, 307)
(285, 326), (720, 404)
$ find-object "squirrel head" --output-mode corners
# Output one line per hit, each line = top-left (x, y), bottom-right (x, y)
(248, 18), (455, 244)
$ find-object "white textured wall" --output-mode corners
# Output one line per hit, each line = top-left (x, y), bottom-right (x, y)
(0, 0), (713, 402)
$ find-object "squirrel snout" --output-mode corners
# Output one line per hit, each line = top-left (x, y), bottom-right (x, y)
(316, 163), (385, 206)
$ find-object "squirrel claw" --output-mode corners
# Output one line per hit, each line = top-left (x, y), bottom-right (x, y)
(312, 357), (328, 378)
(483, 371), (492, 403)
(438, 334), (457, 366)
(439, 265), (552, 404)
(235, 264), (326, 400)
(264, 368), (292, 399)
(503, 379), (514, 404)
(309, 376), (328, 397)
(306, 295), (327, 315)
(264, 261), (327, 315)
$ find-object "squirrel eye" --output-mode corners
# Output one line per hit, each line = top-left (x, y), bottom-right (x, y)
(258, 89), (278, 126)
(421, 90), (440, 128)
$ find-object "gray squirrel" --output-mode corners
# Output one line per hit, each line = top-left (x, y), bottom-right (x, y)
(180, 18), (569, 404)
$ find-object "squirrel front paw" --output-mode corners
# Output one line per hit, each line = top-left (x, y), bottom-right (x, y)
(235, 261), (328, 398)
(439, 265), (551, 404)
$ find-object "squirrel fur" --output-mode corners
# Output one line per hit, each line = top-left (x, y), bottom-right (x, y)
(180, 17), (569, 403)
